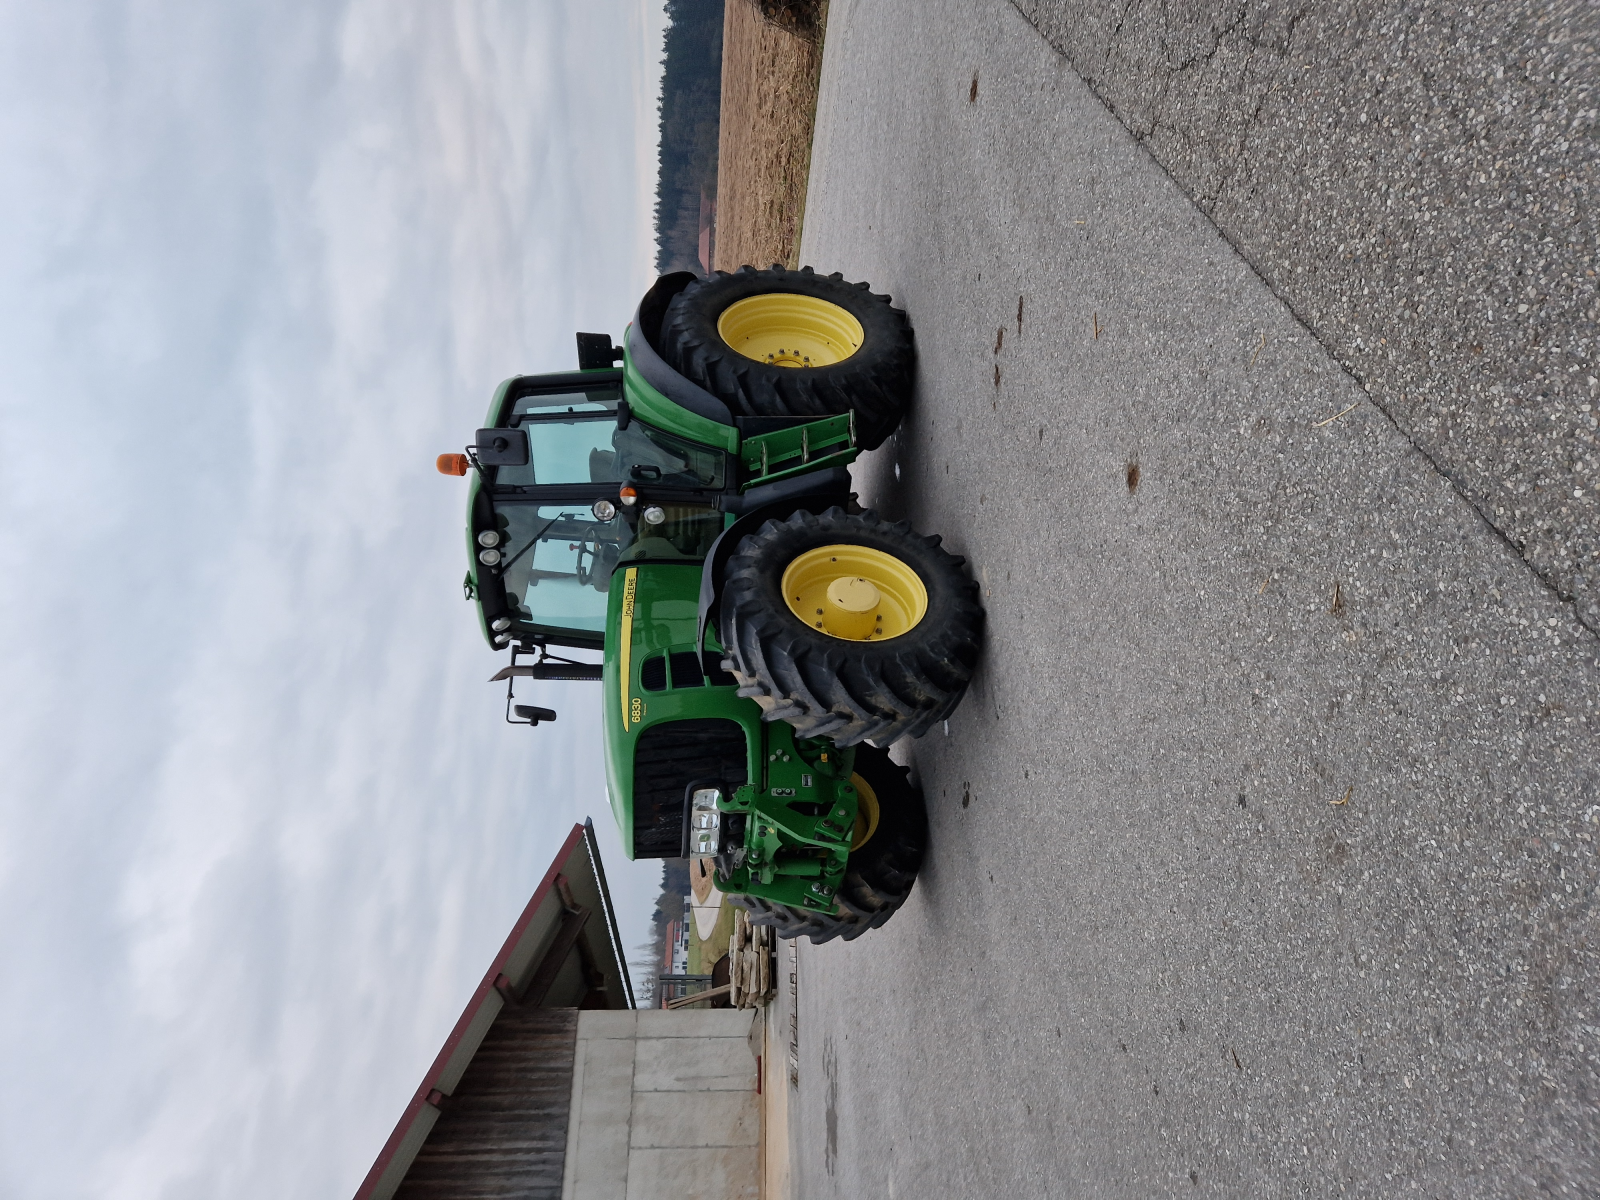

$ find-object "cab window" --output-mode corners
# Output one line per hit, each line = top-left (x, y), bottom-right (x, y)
(491, 383), (725, 491)
(608, 423), (725, 490)
(493, 413), (619, 488)
(494, 417), (726, 491)
(509, 389), (618, 419)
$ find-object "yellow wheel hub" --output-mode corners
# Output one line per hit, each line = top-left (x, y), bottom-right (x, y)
(717, 293), (863, 368)
(849, 771), (880, 851)
(782, 545), (928, 641)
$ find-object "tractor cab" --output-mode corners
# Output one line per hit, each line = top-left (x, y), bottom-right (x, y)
(447, 369), (728, 653)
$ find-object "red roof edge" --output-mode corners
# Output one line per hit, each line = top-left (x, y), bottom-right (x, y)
(351, 823), (587, 1200)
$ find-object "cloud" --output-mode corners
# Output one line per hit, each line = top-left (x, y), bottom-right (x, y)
(0, 2), (666, 1196)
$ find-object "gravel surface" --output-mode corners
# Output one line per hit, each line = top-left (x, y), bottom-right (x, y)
(784, 0), (1600, 1195)
(1010, 0), (1600, 636)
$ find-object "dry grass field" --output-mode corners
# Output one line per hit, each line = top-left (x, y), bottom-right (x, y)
(712, 1), (826, 272)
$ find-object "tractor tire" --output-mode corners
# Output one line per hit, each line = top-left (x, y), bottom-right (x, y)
(833, 745), (926, 927)
(728, 746), (926, 945)
(728, 893), (865, 945)
(718, 506), (983, 747)
(657, 265), (914, 451)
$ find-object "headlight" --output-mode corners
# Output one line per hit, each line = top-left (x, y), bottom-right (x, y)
(689, 818), (720, 857)
(478, 548), (501, 566)
(688, 787), (723, 859)
(492, 632), (511, 646)
(591, 498), (617, 522)
(490, 617), (511, 631)
(643, 505), (666, 526)
(477, 529), (501, 548)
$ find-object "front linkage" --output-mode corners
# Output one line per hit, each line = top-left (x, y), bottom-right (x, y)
(691, 731), (859, 913)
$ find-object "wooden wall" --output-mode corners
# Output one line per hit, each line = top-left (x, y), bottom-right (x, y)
(394, 1007), (579, 1200)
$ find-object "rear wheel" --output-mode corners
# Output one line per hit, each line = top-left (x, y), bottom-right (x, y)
(729, 746), (926, 945)
(719, 507), (984, 747)
(657, 265), (914, 451)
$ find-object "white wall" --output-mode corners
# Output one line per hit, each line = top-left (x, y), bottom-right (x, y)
(562, 1009), (760, 1200)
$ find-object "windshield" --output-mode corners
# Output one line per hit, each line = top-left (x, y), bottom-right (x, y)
(488, 504), (636, 634)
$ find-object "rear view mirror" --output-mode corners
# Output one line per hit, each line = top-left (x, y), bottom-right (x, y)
(475, 427), (529, 467)
(576, 331), (624, 369)
(498, 646), (593, 727)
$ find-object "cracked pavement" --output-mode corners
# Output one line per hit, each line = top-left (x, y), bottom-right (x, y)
(1011, 0), (1600, 635)
(782, 0), (1600, 1194)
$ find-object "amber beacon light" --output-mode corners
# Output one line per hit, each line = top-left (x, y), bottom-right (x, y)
(437, 453), (470, 476)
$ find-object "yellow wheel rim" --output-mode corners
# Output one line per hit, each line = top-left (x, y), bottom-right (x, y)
(717, 293), (863, 368)
(850, 771), (880, 851)
(782, 545), (928, 641)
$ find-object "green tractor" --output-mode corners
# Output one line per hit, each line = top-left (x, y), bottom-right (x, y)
(439, 267), (984, 943)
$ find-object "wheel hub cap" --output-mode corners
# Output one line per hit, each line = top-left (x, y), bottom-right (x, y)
(782, 545), (928, 641)
(849, 771), (880, 851)
(717, 294), (864, 368)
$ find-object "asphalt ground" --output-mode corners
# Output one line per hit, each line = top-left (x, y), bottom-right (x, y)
(781, 0), (1600, 1195)
(1012, 0), (1600, 635)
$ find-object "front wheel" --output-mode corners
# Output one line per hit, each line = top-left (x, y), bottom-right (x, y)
(719, 507), (984, 747)
(729, 746), (926, 945)
(657, 265), (914, 451)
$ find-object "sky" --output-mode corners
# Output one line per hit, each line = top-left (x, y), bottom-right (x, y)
(0, 2), (669, 1195)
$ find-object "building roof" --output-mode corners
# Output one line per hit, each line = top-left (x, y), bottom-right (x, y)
(353, 820), (633, 1200)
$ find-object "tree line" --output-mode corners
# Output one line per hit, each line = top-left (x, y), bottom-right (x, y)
(654, 0), (723, 274)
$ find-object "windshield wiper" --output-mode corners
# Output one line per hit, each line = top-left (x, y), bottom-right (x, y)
(497, 514), (560, 575)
